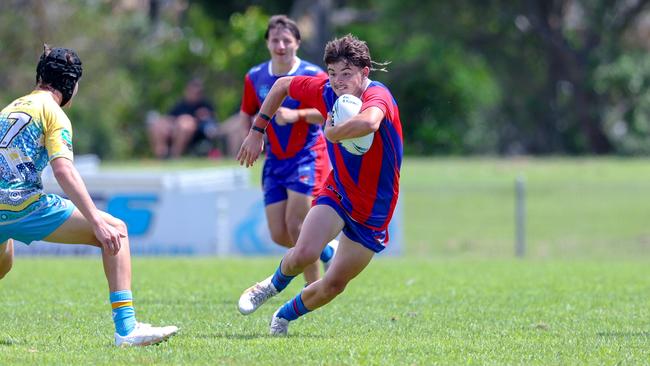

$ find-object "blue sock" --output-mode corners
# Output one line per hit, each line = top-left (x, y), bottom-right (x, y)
(320, 244), (334, 263)
(271, 261), (296, 292)
(110, 290), (136, 336)
(277, 292), (311, 321)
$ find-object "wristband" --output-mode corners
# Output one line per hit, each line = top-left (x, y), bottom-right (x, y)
(253, 113), (271, 130)
(259, 113), (272, 122)
(251, 125), (265, 134)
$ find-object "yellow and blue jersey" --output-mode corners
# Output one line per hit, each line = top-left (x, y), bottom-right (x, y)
(0, 90), (74, 223)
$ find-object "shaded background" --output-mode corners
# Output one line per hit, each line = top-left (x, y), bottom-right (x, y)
(4, 0), (650, 159)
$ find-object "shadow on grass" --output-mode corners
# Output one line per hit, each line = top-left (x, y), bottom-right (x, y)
(195, 332), (326, 340)
(597, 331), (650, 338)
(141, 299), (237, 306)
(0, 338), (18, 346)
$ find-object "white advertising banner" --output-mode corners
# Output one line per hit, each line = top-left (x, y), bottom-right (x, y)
(14, 160), (402, 256)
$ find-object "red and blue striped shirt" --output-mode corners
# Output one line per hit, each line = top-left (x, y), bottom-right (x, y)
(288, 76), (403, 230)
(240, 59), (328, 160)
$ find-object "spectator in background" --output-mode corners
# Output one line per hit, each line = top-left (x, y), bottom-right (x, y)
(214, 111), (250, 158)
(147, 78), (218, 159)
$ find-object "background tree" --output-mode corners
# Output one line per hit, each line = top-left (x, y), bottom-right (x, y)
(2, 0), (650, 157)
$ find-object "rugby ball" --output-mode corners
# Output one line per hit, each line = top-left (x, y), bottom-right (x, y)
(331, 94), (374, 155)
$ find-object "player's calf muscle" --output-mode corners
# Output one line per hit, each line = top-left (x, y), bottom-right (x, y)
(0, 240), (13, 279)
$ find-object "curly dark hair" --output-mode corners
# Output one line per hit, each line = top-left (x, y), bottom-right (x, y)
(324, 34), (388, 72)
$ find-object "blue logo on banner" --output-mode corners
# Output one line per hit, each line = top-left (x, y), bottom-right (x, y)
(234, 200), (283, 255)
(107, 194), (158, 236)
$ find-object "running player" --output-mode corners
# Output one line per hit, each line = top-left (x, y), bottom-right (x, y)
(238, 15), (337, 284)
(236, 34), (402, 335)
(0, 45), (178, 346)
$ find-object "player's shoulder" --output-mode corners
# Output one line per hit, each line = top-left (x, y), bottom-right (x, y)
(367, 80), (391, 93)
(297, 59), (325, 76)
(4, 91), (50, 115)
(361, 81), (400, 120)
(364, 81), (396, 101)
(292, 74), (330, 93)
(247, 60), (271, 77)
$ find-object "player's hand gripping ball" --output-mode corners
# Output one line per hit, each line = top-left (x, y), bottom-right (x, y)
(331, 94), (374, 155)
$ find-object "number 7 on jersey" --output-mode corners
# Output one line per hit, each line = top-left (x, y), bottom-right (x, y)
(0, 112), (32, 148)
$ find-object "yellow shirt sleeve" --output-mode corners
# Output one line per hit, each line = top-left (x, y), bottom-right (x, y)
(42, 99), (74, 162)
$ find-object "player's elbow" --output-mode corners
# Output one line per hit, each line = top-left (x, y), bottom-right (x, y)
(363, 118), (381, 133)
(352, 119), (378, 137)
(276, 76), (293, 87)
(271, 76), (293, 95)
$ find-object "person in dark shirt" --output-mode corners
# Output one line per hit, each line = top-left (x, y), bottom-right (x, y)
(148, 78), (217, 159)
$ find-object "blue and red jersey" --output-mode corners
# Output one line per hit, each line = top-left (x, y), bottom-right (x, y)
(288, 76), (403, 231)
(240, 59), (328, 160)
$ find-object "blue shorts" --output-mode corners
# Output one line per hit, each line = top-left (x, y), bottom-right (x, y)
(0, 194), (75, 244)
(315, 196), (389, 253)
(262, 148), (328, 205)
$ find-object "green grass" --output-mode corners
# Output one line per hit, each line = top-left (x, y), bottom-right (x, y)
(5, 157), (649, 364)
(400, 157), (650, 258)
(106, 156), (650, 258)
(2, 257), (650, 365)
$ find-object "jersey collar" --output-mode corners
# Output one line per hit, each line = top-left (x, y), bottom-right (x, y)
(268, 57), (301, 77)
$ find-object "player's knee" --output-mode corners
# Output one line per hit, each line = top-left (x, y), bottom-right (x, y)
(112, 218), (129, 239)
(285, 218), (302, 243)
(270, 232), (292, 248)
(321, 277), (348, 298)
(269, 226), (292, 247)
(292, 245), (321, 266)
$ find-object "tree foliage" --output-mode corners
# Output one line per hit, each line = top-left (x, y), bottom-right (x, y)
(340, 0), (650, 154)
(2, 0), (650, 157)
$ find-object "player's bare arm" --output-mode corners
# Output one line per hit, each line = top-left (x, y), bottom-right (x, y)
(237, 76), (294, 167)
(274, 107), (324, 126)
(238, 110), (253, 127)
(50, 157), (125, 255)
(325, 106), (383, 143)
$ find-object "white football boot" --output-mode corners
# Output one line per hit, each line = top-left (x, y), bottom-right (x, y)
(114, 322), (179, 347)
(269, 309), (289, 336)
(322, 239), (339, 273)
(238, 275), (279, 315)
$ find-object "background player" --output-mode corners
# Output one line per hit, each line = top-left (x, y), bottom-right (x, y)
(236, 34), (403, 335)
(0, 45), (178, 346)
(238, 15), (337, 284)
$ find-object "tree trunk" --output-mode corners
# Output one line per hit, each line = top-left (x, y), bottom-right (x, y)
(290, 0), (334, 65)
(529, 0), (612, 154)
(572, 77), (612, 153)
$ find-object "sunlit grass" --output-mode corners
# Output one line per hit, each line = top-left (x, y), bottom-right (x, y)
(2, 257), (650, 365)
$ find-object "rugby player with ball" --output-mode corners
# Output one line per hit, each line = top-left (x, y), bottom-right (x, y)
(237, 34), (403, 336)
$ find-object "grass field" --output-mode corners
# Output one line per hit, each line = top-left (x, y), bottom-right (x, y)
(3, 157), (650, 364)
(401, 157), (650, 258)
(106, 156), (650, 258)
(2, 258), (650, 364)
